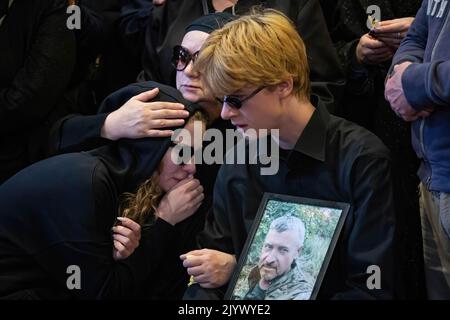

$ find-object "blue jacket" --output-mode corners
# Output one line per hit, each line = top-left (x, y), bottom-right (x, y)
(392, 0), (450, 193)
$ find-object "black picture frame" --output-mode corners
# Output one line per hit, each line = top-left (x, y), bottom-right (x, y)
(225, 193), (350, 300)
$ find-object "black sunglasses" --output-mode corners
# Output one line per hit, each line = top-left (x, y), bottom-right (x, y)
(216, 87), (266, 109)
(172, 45), (200, 71)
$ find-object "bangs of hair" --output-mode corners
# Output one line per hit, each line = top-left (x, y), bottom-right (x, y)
(194, 8), (310, 98)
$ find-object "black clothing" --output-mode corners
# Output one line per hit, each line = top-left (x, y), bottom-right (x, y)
(47, 81), (232, 299)
(319, 0), (425, 298)
(119, 0), (345, 113)
(0, 0), (76, 183)
(0, 84), (202, 299)
(196, 98), (396, 299)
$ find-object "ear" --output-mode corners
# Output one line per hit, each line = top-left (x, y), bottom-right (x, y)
(276, 77), (294, 99)
(297, 246), (303, 256)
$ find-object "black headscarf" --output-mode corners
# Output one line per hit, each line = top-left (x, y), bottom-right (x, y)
(185, 12), (235, 34)
(89, 81), (203, 193)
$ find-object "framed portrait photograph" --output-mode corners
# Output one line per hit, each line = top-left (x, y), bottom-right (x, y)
(225, 193), (350, 300)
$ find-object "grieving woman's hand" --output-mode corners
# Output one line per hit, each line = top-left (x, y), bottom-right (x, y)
(156, 176), (204, 225)
(180, 249), (237, 289)
(101, 88), (190, 141)
(112, 217), (141, 260)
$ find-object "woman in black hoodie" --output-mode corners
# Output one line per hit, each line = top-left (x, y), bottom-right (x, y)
(0, 86), (206, 299)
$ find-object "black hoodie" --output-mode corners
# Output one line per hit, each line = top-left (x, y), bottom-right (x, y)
(0, 84), (202, 299)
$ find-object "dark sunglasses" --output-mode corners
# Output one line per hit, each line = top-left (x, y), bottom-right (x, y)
(172, 45), (200, 71)
(216, 87), (266, 109)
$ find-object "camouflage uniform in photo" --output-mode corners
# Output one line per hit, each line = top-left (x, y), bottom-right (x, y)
(244, 259), (312, 300)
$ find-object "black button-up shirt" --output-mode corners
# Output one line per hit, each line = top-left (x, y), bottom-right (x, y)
(199, 99), (396, 299)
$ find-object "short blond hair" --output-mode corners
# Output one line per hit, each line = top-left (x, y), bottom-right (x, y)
(194, 8), (310, 99)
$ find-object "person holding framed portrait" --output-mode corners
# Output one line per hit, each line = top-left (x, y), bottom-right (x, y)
(181, 8), (397, 300)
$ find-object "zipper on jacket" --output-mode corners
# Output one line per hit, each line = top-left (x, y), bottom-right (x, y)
(431, 5), (450, 60)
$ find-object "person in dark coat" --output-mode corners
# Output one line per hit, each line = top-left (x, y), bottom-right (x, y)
(119, 0), (345, 113)
(0, 0), (76, 183)
(0, 85), (206, 299)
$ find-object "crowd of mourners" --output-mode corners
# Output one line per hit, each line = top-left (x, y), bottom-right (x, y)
(0, 0), (449, 300)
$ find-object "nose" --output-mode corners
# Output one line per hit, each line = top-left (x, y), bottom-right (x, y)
(265, 251), (276, 264)
(184, 60), (199, 78)
(182, 161), (196, 175)
(221, 102), (238, 120)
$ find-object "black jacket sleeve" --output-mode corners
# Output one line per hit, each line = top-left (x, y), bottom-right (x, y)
(32, 218), (177, 299)
(30, 161), (178, 299)
(47, 82), (152, 155)
(97, 218), (177, 299)
(47, 113), (109, 155)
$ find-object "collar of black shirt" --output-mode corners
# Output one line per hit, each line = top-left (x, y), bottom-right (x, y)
(285, 95), (329, 164)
